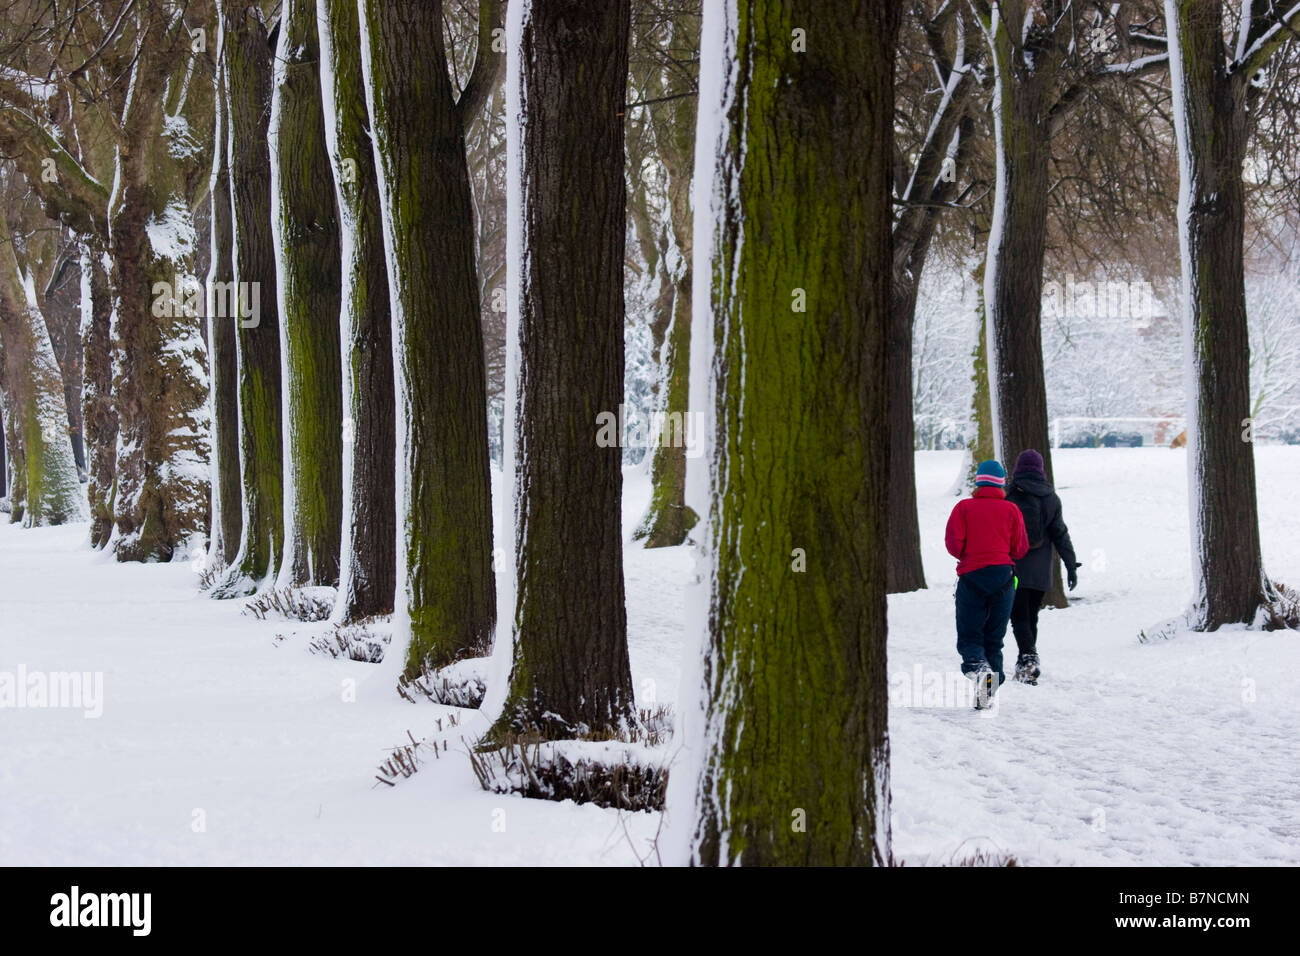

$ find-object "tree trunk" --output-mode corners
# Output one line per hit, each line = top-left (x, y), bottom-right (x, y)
(319, 0), (396, 622)
(954, 259), (995, 494)
(984, 13), (1067, 608)
(684, 0), (897, 866)
(1166, 0), (1268, 628)
(271, 0), (343, 589)
(492, 0), (636, 739)
(633, 268), (698, 548)
(81, 247), (117, 548)
(0, 203), (86, 527)
(215, 2), (284, 595)
(886, 266), (927, 592)
(108, 83), (212, 560)
(630, 4), (700, 550)
(207, 54), (242, 568)
(358, 0), (497, 673)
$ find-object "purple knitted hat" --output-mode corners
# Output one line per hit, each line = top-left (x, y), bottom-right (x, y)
(1014, 448), (1046, 478)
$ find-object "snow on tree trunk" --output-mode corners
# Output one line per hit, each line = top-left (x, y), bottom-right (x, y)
(0, 206), (86, 527)
(206, 49), (242, 569)
(80, 247), (118, 547)
(631, 8), (700, 550)
(1165, 0), (1270, 628)
(106, 15), (212, 562)
(676, 0), (897, 866)
(953, 258), (996, 495)
(488, 0), (636, 739)
(981, 6), (1068, 608)
(270, 0), (343, 589)
(318, 0), (396, 622)
(215, 1), (284, 595)
(358, 0), (497, 675)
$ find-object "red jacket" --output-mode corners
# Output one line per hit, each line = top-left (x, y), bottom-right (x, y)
(945, 486), (1029, 576)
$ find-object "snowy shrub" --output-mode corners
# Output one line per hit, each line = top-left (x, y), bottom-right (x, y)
(467, 735), (668, 812)
(1258, 582), (1300, 632)
(307, 618), (392, 663)
(243, 586), (335, 622)
(397, 656), (488, 708)
(895, 847), (1019, 867)
(372, 715), (465, 788)
(466, 707), (674, 811)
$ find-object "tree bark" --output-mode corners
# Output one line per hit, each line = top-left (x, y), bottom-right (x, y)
(319, 0), (396, 621)
(271, 0), (343, 589)
(81, 246), (117, 548)
(1166, 0), (1269, 628)
(206, 56), (242, 568)
(107, 16), (212, 561)
(685, 0), (897, 866)
(215, 1), (284, 594)
(358, 0), (497, 672)
(492, 0), (636, 739)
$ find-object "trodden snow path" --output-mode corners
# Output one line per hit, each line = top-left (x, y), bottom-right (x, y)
(0, 448), (1297, 865)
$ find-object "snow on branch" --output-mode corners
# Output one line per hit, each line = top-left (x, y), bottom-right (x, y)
(1232, 2), (1300, 80)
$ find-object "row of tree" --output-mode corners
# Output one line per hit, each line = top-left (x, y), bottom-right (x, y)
(2, 0), (1297, 864)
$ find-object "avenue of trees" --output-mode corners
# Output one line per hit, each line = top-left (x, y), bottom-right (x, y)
(2, 0), (1298, 865)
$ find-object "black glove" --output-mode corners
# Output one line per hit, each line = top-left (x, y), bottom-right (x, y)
(1067, 563), (1080, 591)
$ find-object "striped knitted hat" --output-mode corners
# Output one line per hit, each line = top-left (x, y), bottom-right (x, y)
(974, 459), (1007, 488)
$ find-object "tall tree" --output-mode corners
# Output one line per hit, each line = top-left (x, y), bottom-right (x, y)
(206, 50), (242, 568)
(972, 0), (1168, 607)
(103, 6), (213, 561)
(1164, 0), (1300, 628)
(318, 0), (396, 621)
(629, 1), (701, 550)
(887, 2), (981, 591)
(271, 0), (343, 589)
(0, 194), (85, 526)
(358, 0), (501, 674)
(679, 0), (898, 865)
(491, 0), (636, 739)
(214, 0), (284, 595)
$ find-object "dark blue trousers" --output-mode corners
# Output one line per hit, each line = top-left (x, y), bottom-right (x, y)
(955, 564), (1015, 686)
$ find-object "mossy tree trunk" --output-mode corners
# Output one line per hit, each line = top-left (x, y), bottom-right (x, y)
(358, 0), (500, 673)
(0, 203), (86, 527)
(684, 0), (898, 867)
(1165, 0), (1289, 628)
(81, 246), (118, 547)
(492, 0), (636, 739)
(206, 56), (243, 567)
(630, 3), (700, 550)
(319, 0), (396, 621)
(215, 0), (284, 594)
(955, 258), (995, 494)
(271, 0), (343, 588)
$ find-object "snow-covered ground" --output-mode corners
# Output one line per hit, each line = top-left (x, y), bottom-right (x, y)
(1, 447), (1297, 865)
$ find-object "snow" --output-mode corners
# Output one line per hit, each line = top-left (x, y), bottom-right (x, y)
(1, 448), (1298, 864)
(666, 0), (737, 867)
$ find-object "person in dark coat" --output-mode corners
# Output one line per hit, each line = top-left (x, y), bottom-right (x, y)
(1004, 449), (1080, 685)
(945, 459), (1029, 707)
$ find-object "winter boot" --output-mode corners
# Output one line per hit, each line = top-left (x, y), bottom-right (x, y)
(969, 664), (997, 710)
(1014, 653), (1041, 685)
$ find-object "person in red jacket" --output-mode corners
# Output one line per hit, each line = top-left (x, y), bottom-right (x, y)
(945, 459), (1029, 708)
